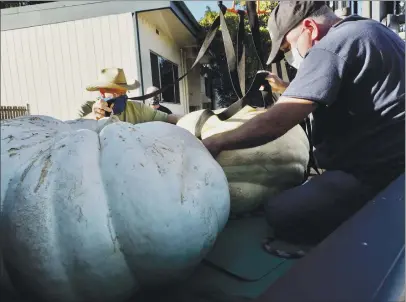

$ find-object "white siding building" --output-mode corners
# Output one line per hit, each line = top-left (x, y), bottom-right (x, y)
(1, 1), (213, 120)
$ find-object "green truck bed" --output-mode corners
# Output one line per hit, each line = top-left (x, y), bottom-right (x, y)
(185, 216), (298, 299)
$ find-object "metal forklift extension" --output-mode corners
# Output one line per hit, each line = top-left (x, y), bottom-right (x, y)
(255, 174), (405, 302)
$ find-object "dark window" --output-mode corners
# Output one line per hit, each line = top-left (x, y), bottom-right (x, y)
(386, 1), (395, 14)
(150, 52), (180, 104)
(173, 65), (180, 103)
(204, 77), (212, 99)
(352, 1), (358, 14)
(150, 53), (160, 90)
(202, 103), (211, 110)
(395, 1), (405, 15)
(346, 0), (357, 14)
(189, 105), (200, 112)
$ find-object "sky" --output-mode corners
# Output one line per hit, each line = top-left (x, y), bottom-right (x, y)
(185, 1), (233, 21)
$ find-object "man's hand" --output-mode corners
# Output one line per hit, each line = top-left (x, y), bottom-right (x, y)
(265, 72), (289, 94)
(202, 134), (223, 159)
(92, 99), (113, 120)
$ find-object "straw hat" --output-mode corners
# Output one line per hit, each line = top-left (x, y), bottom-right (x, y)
(86, 68), (140, 91)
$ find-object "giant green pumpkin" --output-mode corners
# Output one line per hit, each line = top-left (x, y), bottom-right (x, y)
(0, 116), (230, 302)
(177, 106), (310, 214)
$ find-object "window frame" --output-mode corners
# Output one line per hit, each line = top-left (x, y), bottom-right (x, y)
(149, 51), (180, 104)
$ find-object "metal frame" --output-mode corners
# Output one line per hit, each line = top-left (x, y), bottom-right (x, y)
(254, 174), (405, 302)
(149, 51), (181, 104)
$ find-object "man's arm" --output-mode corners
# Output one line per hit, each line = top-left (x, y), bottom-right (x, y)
(203, 97), (317, 157)
(167, 114), (182, 124)
(204, 48), (347, 157)
(139, 103), (183, 124)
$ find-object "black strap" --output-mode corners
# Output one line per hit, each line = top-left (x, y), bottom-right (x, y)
(246, 2), (278, 107)
(246, 1), (265, 69)
(126, 5), (227, 102)
(237, 10), (246, 95)
(106, 1), (264, 131)
(194, 2), (275, 139)
(281, 60), (320, 179)
(101, 2), (319, 180)
(120, 1), (271, 126)
(260, 81), (274, 107)
(305, 117), (321, 178)
(219, 5), (243, 99)
(194, 70), (271, 139)
(285, 61), (297, 82)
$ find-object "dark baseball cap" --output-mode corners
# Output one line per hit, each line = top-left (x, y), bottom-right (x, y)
(266, 1), (326, 65)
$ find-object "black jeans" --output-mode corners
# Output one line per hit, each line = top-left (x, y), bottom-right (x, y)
(264, 170), (379, 245)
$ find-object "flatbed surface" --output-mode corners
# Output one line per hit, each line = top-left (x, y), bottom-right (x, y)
(183, 216), (299, 299)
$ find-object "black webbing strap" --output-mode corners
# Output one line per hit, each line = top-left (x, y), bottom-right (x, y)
(121, 1), (271, 134)
(103, 2), (318, 179)
(126, 4), (227, 102)
(104, 1), (266, 134)
(219, 4), (244, 99)
(305, 117), (321, 177)
(246, 2), (278, 107)
(237, 10), (246, 95)
(193, 2), (275, 139)
(260, 81), (273, 107)
(195, 70), (271, 139)
(281, 62), (320, 178)
(246, 1), (265, 69)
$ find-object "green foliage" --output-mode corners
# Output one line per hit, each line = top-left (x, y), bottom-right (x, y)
(198, 1), (278, 107)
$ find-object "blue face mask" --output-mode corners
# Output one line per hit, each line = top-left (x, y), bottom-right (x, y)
(103, 95), (128, 116)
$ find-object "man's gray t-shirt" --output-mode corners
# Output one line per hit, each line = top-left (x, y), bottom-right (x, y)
(283, 15), (405, 188)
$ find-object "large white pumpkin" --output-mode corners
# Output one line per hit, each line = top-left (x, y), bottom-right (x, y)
(0, 115), (230, 302)
(177, 106), (310, 214)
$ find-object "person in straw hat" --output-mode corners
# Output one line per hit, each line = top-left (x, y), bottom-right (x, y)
(85, 68), (179, 124)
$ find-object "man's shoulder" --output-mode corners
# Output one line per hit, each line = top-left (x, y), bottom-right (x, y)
(124, 101), (147, 118)
(326, 15), (382, 39)
(127, 100), (152, 113)
(313, 16), (390, 59)
(127, 100), (144, 108)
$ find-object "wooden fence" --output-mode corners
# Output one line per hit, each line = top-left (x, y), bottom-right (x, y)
(0, 104), (30, 120)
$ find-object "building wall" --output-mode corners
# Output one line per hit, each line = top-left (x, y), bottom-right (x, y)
(137, 14), (188, 115)
(200, 75), (211, 106)
(371, 1), (386, 22)
(1, 13), (139, 120)
(1, 1), (170, 31)
(186, 59), (202, 109)
(1, 1), (212, 118)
